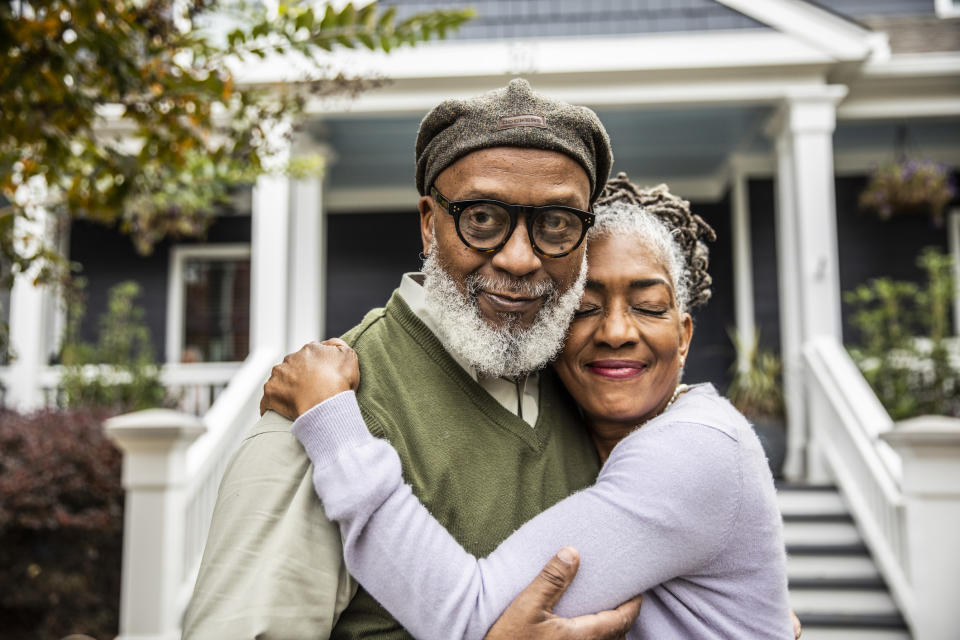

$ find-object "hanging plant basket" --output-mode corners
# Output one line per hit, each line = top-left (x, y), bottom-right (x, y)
(859, 158), (957, 225)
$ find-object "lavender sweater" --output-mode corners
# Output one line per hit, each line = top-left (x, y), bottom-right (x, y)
(292, 383), (792, 640)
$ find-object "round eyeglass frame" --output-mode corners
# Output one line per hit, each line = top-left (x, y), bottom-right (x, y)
(429, 186), (594, 258)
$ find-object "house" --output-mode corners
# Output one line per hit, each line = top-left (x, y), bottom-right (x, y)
(2, 1), (958, 638)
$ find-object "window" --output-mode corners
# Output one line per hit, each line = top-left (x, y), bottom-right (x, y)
(167, 244), (251, 363)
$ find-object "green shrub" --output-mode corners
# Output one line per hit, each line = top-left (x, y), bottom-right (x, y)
(0, 407), (121, 639)
(59, 280), (166, 411)
(845, 247), (959, 419)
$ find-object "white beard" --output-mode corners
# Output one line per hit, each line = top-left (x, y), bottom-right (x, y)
(422, 251), (587, 379)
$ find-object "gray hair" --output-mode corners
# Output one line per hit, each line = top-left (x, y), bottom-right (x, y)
(588, 201), (692, 312)
(591, 175), (716, 312)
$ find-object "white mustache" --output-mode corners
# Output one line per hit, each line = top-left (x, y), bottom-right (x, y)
(466, 273), (556, 299)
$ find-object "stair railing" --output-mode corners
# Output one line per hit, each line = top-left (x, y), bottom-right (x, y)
(803, 336), (915, 628)
(105, 346), (278, 640)
(804, 335), (960, 640)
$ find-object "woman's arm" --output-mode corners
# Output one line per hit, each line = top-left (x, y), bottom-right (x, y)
(294, 391), (742, 640)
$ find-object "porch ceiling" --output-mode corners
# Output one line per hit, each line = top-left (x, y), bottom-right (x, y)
(319, 103), (774, 205)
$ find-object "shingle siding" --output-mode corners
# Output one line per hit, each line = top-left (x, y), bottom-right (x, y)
(815, 0), (937, 18)
(384, 0), (945, 41)
(384, 0), (767, 40)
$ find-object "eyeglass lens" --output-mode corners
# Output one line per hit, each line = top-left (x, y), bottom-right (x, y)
(459, 203), (582, 255)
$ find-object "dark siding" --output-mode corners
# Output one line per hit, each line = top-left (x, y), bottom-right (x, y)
(749, 179), (781, 355)
(745, 173), (957, 354)
(835, 174), (955, 344)
(325, 211), (424, 337)
(685, 195), (736, 390)
(67, 216), (252, 361)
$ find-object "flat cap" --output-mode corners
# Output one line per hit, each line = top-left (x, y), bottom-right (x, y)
(416, 78), (613, 204)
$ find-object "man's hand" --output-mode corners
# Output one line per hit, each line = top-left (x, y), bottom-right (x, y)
(484, 547), (641, 640)
(260, 338), (360, 419)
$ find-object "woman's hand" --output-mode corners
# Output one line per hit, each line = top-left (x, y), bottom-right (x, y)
(259, 338), (360, 420)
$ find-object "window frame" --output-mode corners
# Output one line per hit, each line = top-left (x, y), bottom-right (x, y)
(166, 243), (252, 364)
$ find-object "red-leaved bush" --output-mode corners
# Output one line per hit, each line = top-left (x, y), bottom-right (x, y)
(0, 407), (122, 639)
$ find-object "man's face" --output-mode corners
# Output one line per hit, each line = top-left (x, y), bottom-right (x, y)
(419, 147), (591, 331)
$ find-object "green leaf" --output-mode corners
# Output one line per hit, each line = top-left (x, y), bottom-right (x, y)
(320, 4), (338, 29)
(339, 3), (357, 27)
(378, 6), (397, 28)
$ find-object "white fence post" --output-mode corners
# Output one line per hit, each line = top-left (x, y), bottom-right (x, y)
(881, 415), (960, 640)
(105, 409), (205, 640)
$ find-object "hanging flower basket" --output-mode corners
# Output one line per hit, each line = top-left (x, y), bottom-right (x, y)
(859, 158), (957, 225)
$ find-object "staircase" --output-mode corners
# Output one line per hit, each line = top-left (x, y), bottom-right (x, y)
(778, 484), (911, 640)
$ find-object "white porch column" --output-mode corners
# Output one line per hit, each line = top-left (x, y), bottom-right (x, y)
(250, 173), (291, 354)
(287, 175), (326, 350)
(881, 416), (960, 640)
(729, 157), (755, 371)
(105, 409), (205, 640)
(6, 210), (56, 410)
(768, 86), (847, 482)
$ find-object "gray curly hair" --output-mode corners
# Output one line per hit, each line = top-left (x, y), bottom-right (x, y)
(590, 172), (716, 313)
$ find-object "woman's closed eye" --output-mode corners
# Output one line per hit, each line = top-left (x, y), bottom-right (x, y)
(573, 304), (600, 318)
(632, 304), (669, 317)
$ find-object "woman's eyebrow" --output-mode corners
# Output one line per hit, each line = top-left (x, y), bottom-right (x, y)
(585, 279), (605, 292)
(630, 278), (670, 289)
(584, 278), (671, 292)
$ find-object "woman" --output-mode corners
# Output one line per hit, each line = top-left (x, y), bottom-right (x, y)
(266, 178), (793, 639)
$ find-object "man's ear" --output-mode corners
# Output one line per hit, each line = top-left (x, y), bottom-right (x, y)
(418, 195), (435, 256)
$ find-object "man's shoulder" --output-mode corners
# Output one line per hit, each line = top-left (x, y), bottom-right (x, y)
(340, 305), (389, 347)
(232, 411), (309, 475)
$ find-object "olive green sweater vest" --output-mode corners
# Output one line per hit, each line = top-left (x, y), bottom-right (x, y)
(331, 292), (600, 639)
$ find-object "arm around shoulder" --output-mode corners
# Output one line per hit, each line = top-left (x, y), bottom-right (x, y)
(182, 411), (356, 640)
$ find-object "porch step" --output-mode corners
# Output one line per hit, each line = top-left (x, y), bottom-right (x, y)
(776, 484), (911, 639)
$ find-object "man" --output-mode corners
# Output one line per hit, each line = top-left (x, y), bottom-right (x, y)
(183, 79), (639, 639)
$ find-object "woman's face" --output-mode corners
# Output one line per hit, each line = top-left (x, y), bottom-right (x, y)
(554, 233), (693, 428)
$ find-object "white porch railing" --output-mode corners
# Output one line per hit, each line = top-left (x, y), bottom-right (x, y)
(105, 347), (278, 640)
(13, 361), (243, 416)
(804, 336), (960, 640)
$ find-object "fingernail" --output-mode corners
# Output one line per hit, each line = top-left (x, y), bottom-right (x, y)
(558, 547), (576, 564)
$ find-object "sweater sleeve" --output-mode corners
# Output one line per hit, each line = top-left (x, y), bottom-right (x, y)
(293, 391), (742, 640)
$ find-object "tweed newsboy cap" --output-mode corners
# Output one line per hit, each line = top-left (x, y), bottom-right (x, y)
(415, 78), (613, 204)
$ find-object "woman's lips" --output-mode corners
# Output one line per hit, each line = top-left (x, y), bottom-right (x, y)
(585, 360), (647, 379)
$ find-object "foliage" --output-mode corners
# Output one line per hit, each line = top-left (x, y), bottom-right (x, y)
(845, 248), (960, 419)
(59, 280), (167, 411)
(859, 158), (957, 225)
(727, 330), (785, 423)
(0, 0), (474, 281)
(0, 406), (121, 638)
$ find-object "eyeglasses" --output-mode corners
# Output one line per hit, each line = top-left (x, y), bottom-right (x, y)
(430, 186), (594, 258)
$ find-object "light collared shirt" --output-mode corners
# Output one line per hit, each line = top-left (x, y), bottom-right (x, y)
(398, 273), (540, 427)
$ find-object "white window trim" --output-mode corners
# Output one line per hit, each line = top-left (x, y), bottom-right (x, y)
(166, 243), (252, 364)
(935, 0), (960, 18)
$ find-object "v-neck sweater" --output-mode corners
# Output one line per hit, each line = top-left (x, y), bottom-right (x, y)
(330, 292), (601, 639)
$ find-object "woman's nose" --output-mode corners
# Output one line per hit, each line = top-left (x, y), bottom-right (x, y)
(595, 309), (640, 348)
